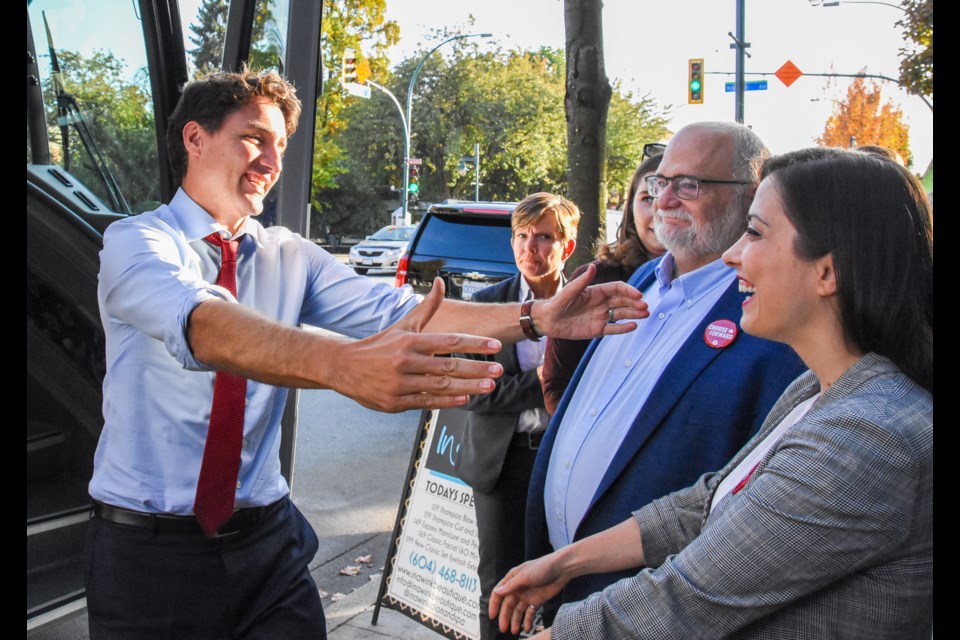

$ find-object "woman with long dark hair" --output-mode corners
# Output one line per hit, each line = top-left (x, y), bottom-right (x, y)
(490, 147), (933, 639)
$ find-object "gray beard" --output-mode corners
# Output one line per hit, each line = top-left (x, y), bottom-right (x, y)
(655, 201), (746, 263)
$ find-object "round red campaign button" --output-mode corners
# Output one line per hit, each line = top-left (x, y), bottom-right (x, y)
(703, 319), (738, 349)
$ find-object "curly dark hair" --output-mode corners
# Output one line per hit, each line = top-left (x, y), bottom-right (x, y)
(166, 66), (302, 185)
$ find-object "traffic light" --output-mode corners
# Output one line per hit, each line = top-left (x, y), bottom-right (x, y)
(342, 48), (358, 85)
(688, 58), (704, 104)
(408, 166), (420, 194)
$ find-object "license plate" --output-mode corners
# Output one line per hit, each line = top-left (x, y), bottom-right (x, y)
(460, 280), (487, 300)
(362, 259), (373, 266)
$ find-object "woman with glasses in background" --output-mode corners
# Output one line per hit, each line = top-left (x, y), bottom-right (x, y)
(541, 145), (667, 415)
(491, 147), (933, 640)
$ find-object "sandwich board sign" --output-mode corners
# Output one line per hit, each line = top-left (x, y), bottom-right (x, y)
(375, 408), (482, 640)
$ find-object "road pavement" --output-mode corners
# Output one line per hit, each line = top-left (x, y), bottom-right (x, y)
(290, 262), (446, 639)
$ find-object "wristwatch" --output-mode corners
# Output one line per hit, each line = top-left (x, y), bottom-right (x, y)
(519, 299), (542, 342)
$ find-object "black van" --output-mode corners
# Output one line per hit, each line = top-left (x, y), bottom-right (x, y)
(395, 201), (519, 300)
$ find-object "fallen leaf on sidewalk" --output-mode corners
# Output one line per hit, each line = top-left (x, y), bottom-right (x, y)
(331, 592), (346, 602)
(355, 554), (373, 564)
(318, 589), (329, 599)
(340, 565), (362, 576)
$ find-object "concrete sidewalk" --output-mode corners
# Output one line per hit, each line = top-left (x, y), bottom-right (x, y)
(32, 580), (454, 640)
(325, 575), (447, 639)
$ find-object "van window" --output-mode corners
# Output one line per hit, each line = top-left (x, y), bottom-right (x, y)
(415, 214), (516, 263)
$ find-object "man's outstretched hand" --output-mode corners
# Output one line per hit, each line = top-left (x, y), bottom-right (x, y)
(534, 263), (648, 339)
(329, 278), (505, 412)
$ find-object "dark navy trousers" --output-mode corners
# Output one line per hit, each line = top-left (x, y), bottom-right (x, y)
(84, 496), (327, 640)
(473, 438), (539, 640)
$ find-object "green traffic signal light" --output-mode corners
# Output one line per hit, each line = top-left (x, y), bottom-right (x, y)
(688, 58), (704, 104)
(408, 182), (419, 193)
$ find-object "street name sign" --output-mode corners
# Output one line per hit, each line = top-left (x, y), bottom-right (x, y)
(725, 80), (769, 92)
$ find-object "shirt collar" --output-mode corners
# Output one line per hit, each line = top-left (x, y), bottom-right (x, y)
(169, 188), (264, 247)
(519, 273), (565, 302)
(654, 251), (734, 301)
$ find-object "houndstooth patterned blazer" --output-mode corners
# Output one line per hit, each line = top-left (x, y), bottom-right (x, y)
(551, 353), (933, 640)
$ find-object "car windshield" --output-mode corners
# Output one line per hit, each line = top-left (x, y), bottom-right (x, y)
(369, 227), (415, 241)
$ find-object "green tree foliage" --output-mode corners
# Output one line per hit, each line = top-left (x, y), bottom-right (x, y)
(311, 171), (388, 238)
(43, 49), (160, 212)
(605, 83), (671, 207)
(413, 45), (570, 201)
(187, 0), (273, 76)
(896, 0), (933, 102)
(188, 0), (229, 74)
(312, 0), (399, 199)
(818, 76), (911, 166)
(323, 41), (669, 236)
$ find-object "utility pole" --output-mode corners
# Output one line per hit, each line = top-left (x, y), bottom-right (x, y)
(728, 0), (750, 124)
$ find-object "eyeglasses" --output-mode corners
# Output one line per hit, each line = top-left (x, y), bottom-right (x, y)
(645, 174), (750, 200)
(642, 143), (667, 160)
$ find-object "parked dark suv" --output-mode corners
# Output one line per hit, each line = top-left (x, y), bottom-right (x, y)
(396, 201), (518, 300)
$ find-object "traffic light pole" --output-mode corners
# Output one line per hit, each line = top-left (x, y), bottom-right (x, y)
(366, 81), (407, 136)
(473, 142), (480, 202)
(367, 80), (410, 209)
(402, 32), (492, 222)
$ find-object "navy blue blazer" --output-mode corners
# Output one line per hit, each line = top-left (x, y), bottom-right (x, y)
(525, 258), (806, 603)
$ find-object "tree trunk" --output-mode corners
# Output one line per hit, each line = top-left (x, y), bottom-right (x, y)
(564, 0), (611, 271)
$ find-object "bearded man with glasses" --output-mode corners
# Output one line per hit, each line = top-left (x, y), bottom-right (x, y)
(524, 122), (807, 618)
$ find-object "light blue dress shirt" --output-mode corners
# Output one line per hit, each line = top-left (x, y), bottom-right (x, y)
(90, 189), (420, 514)
(515, 276), (557, 434)
(544, 254), (734, 549)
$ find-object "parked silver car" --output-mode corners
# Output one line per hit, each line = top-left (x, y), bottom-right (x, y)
(347, 224), (418, 274)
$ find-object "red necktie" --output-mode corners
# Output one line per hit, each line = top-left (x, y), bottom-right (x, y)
(193, 232), (247, 537)
(731, 460), (761, 495)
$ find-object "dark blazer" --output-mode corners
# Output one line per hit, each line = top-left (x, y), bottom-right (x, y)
(454, 275), (545, 493)
(525, 258), (807, 602)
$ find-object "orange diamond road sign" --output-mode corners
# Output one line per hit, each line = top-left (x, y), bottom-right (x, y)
(356, 58), (371, 85)
(775, 60), (803, 87)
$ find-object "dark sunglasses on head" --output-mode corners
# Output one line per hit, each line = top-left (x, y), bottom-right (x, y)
(642, 142), (667, 160)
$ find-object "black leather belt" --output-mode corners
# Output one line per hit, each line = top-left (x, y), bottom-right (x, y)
(90, 498), (282, 538)
(511, 431), (544, 450)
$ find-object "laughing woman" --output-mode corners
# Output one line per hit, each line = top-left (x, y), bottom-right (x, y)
(489, 147), (933, 640)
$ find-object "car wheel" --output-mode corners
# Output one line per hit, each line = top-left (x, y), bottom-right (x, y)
(354, 267), (368, 275)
